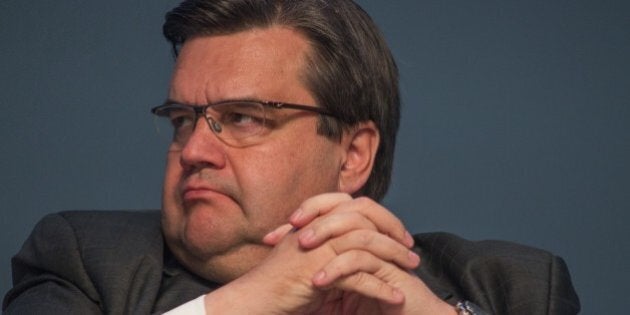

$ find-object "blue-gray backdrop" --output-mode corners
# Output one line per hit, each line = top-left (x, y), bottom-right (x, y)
(1, 1), (628, 313)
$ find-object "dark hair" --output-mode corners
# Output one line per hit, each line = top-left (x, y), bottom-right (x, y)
(163, 0), (400, 201)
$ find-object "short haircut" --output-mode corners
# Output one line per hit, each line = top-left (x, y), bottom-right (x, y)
(163, 0), (400, 201)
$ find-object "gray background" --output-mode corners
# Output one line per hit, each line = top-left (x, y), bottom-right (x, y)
(1, 0), (628, 313)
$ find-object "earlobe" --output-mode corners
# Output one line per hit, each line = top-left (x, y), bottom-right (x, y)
(338, 121), (379, 195)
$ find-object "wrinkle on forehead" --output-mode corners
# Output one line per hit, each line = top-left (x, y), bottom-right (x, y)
(168, 26), (313, 106)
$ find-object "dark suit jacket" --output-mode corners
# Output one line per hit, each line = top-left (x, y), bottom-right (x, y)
(3, 211), (580, 314)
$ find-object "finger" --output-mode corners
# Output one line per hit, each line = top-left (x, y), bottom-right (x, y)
(313, 250), (403, 287)
(333, 272), (405, 305)
(297, 211), (377, 248)
(262, 223), (295, 245)
(312, 250), (406, 305)
(327, 229), (420, 270)
(294, 194), (413, 248)
(289, 193), (352, 227)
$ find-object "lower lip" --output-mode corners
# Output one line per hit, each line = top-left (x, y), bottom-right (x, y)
(182, 189), (228, 202)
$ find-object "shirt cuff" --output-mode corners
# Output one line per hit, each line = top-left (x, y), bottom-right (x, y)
(163, 294), (206, 315)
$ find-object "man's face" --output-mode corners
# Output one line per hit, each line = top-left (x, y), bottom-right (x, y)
(161, 27), (346, 282)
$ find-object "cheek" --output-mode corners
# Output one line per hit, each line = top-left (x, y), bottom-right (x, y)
(163, 154), (181, 201)
(238, 145), (305, 190)
(234, 139), (341, 213)
(162, 154), (183, 232)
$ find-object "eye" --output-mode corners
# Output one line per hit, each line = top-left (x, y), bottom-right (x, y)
(216, 103), (265, 130)
(169, 110), (195, 130)
(223, 111), (263, 126)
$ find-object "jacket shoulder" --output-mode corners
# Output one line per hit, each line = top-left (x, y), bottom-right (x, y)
(57, 210), (162, 247)
(4, 210), (164, 314)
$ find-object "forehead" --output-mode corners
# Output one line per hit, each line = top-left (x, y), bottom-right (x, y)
(169, 26), (314, 105)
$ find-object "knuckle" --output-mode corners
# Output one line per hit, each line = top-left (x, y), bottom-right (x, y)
(345, 211), (365, 223)
(354, 196), (374, 208)
(337, 192), (353, 200)
(350, 272), (389, 297)
(298, 198), (315, 212)
(348, 250), (364, 261)
(350, 271), (371, 287)
(353, 230), (375, 247)
(373, 278), (390, 294)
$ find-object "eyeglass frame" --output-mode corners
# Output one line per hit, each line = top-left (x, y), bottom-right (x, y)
(150, 99), (338, 146)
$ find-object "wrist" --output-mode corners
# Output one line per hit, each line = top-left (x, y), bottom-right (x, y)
(203, 274), (274, 314)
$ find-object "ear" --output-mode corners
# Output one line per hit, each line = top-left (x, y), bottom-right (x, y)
(338, 121), (380, 195)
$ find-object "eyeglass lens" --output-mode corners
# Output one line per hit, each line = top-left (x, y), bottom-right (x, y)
(154, 102), (268, 149)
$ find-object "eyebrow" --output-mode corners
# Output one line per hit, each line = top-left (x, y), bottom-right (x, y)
(163, 96), (266, 106)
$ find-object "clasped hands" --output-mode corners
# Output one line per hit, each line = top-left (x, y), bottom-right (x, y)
(204, 193), (456, 314)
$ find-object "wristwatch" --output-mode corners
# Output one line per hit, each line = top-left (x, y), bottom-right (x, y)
(455, 300), (489, 315)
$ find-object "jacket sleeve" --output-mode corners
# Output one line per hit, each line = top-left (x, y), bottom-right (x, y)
(413, 232), (580, 315)
(2, 213), (102, 314)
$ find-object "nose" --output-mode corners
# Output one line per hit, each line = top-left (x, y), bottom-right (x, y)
(179, 116), (227, 171)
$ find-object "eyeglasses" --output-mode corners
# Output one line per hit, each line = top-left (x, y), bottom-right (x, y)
(151, 100), (336, 149)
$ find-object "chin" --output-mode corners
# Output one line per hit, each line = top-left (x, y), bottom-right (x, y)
(176, 240), (272, 284)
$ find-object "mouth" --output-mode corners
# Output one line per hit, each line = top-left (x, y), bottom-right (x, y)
(180, 180), (234, 205)
(182, 186), (225, 203)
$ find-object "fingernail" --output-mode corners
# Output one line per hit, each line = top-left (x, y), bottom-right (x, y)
(262, 230), (276, 243)
(391, 288), (404, 303)
(408, 250), (420, 265)
(263, 230), (273, 239)
(405, 231), (414, 247)
(313, 270), (326, 284)
(290, 208), (303, 223)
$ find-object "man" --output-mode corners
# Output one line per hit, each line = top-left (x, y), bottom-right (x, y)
(3, 0), (580, 314)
